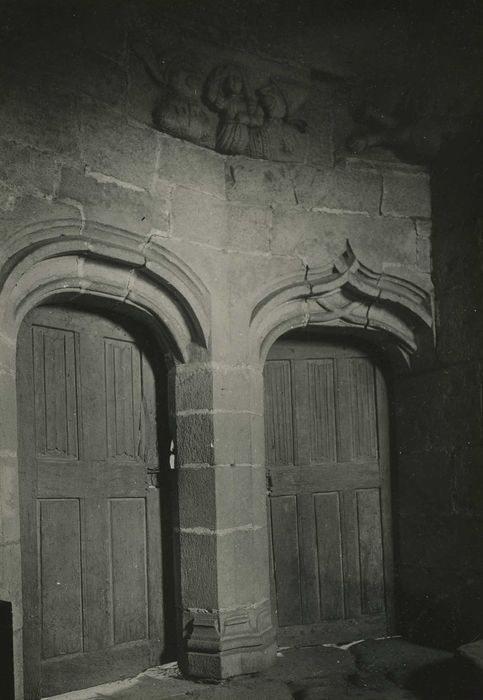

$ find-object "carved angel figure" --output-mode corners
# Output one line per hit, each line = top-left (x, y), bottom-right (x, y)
(205, 64), (263, 156)
(255, 78), (307, 161)
(133, 42), (212, 145)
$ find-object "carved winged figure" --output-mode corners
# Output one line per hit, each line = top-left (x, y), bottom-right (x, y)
(133, 41), (212, 145)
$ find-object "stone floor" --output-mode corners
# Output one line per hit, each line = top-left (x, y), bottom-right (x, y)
(44, 638), (479, 700)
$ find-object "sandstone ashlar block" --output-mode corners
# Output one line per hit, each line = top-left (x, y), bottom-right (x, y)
(0, 76), (80, 159)
(212, 412), (253, 466)
(0, 369), (17, 453)
(171, 186), (228, 248)
(79, 99), (158, 189)
(294, 164), (382, 215)
(214, 465), (258, 530)
(176, 466), (217, 530)
(58, 167), (169, 237)
(0, 454), (21, 545)
(225, 158), (297, 206)
(226, 203), (272, 253)
(178, 531), (218, 608)
(176, 412), (215, 466)
(175, 366), (213, 413)
(0, 542), (22, 631)
(270, 207), (418, 270)
(416, 235), (432, 272)
(381, 170), (431, 218)
(157, 135), (226, 198)
(0, 139), (60, 197)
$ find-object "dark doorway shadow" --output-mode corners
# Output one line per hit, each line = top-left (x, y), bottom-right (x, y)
(0, 601), (15, 700)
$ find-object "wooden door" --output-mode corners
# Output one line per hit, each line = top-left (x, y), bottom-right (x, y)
(264, 336), (393, 645)
(17, 305), (172, 699)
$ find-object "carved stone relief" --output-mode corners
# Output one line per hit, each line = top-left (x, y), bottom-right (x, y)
(132, 41), (312, 163)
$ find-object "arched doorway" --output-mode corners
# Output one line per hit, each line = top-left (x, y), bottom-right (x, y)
(17, 300), (176, 698)
(264, 329), (393, 646)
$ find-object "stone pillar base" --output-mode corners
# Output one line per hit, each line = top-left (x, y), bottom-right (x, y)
(180, 640), (277, 679)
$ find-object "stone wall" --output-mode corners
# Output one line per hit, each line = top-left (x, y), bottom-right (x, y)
(0, 4), (433, 696)
(395, 126), (483, 649)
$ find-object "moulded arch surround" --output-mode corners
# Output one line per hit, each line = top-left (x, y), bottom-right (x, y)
(250, 243), (434, 366)
(0, 218), (211, 358)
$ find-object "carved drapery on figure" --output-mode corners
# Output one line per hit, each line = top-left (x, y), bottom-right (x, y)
(133, 42), (310, 161)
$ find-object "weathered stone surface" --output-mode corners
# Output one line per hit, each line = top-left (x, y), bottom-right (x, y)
(226, 203), (272, 252)
(0, 76), (80, 158)
(270, 208), (417, 270)
(74, 50), (127, 107)
(0, 195), (83, 248)
(0, 455), (20, 545)
(213, 412), (252, 465)
(175, 367), (213, 412)
(58, 167), (169, 236)
(0, 370), (17, 452)
(416, 235), (431, 271)
(294, 165), (382, 214)
(0, 140), (60, 196)
(0, 542), (22, 630)
(176, 413), (214, 466)
(171, 187), (227, 247)
(158, 135), (226, 198)
(381, 171), (431, 218)
(226, 158), (297, 206)
(178, 532), (218, 608)
(79, 99), (158, 189)
(217, 527), (269, 606)
(176, 466), (216, 530)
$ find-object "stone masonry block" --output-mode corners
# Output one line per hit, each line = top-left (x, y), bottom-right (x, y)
(381, 170), (431, 218)
(0, 542), (22, 630)
(294, 165), (382, 215)
(212, 367), (259, 413)
(0, 140), (60, 196)
(74, 50), (127, 108)
(270, 207), (417, 270)
(0, 454), (20, 545)
(171, 186), (227, 247)
(80, 99), (158, 189)
(226, 203), (271, 253)
(176, 413), (214, 466)
(0, 77), (80, 158)
(58, 167), (169, 236)
(214, 465), (255, 531)
(176, 466), (216, 530)
(416, 235), (432, 272)
(213, 412), (252, 465)
(178, 531), (218, 608)
(175, 368), (213, 413)
(217, 527), (269, 608)
(158, 135), (226, 198)
(0, 370), (17, 452)
(226, 158), (297, 206)
(0, 195), (82, 251)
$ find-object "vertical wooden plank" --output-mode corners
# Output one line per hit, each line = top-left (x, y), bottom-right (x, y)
(109, 498), (148, 644)
(375, 364), (394, 630)
(297, 493), (320, 624)
(146, 489), (164, 642)
(292, 360), (311, 466)
(270, 496), (302, 626)
(335, 358), (377, 462)
(314, 492), (345, 620)
(340, 490), (362, 619)
(106, 340), (141, 461)
(33, 328), (79, 459)
(264, 361), (294, 466)
(81, 497), (111, 652)
(356, 489), (385, 615)
(307, 360), (337, 463)
(39, 499), (83, 658)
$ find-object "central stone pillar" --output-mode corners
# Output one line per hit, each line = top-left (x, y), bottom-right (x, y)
(171, 360), (276, 678)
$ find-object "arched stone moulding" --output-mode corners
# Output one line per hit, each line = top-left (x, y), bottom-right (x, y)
(250, 242), (434, 366)
(0, 218), (211, 359)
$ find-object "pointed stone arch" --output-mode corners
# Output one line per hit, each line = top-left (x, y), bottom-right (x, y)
(249, 242), (434, 366)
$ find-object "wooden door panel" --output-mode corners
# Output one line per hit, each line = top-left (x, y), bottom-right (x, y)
(18, 305), (169, 698)
(265, 338), (392, 644)
(39, 499), (83, 659)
